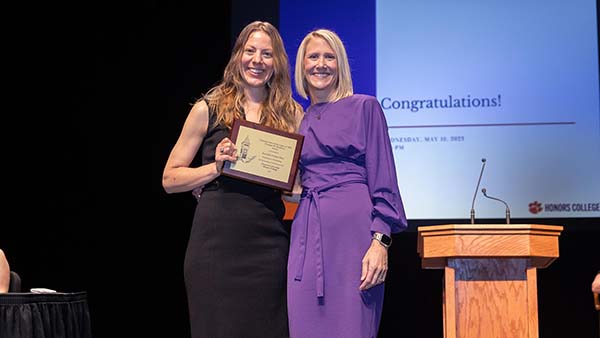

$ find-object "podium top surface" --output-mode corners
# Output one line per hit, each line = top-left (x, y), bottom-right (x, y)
(417, 224), (563, 233)
(417, 224), (563, 269)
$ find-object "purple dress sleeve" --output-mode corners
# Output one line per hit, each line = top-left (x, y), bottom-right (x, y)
(363, 96), (408, 235)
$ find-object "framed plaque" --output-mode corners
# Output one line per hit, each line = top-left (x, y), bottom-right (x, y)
(221, 119), (304, 191)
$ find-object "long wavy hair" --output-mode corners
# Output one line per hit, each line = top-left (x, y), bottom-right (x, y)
(201, 21), (302, 132)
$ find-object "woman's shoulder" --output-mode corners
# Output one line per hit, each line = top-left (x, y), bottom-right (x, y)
(192, 98), (209, 111)
(349, 93), (378, 104)
(344, 94), (386, 122)
(339, 94), (381, 112)
(185, 99), (212, 127)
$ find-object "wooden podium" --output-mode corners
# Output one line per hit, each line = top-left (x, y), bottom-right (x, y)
(417, 224), (563, 338)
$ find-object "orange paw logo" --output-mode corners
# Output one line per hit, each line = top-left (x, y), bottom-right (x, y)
(528, 201), (543, 214)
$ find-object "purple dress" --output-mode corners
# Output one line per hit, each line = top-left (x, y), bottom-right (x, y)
(288, 94), (408, 338)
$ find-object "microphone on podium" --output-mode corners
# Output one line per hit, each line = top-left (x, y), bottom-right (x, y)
(470, 158), (487, 224)
(481, 188), (511, 224)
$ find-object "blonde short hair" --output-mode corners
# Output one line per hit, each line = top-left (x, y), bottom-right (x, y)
(294, 29), (353, 102)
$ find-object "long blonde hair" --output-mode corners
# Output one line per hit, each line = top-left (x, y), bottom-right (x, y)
(295, 29), (353, 103)
(202, 21), (302, 132)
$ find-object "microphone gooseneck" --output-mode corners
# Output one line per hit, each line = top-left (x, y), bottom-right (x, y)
(481, 188), (511, 224)
(470, 158), (487, 224)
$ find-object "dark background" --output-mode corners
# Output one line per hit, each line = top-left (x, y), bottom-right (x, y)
(2, 1), (599, 337)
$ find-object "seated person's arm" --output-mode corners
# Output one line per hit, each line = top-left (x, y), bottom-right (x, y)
(0, 249), (10, 293)
(592, 271), (600, 294)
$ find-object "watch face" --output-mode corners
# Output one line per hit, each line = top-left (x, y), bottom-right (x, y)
(374, 233), (392, 247)
(380, 234), (392, 246)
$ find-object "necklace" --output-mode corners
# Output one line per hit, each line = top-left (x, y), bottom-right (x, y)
(313, 102), (331, 120)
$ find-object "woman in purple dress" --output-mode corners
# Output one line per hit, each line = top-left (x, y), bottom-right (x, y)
(286, 29), (408, 338)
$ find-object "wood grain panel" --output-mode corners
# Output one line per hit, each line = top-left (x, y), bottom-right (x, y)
(417, 225), (562, 338)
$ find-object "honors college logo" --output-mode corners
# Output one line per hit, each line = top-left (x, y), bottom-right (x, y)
(529, 201), (600, 214)
(528, 201), (543, 214)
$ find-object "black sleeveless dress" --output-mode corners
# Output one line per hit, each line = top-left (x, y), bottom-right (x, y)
(184, 109), (289, 338)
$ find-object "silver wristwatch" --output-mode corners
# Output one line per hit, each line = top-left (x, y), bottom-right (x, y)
(372, 232), (392, 248)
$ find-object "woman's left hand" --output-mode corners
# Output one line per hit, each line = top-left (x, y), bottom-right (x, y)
(359, 240), (388, 291)
(215, 138), (237, 172)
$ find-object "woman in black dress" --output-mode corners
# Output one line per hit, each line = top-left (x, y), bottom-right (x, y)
(162, 21), (303, 338)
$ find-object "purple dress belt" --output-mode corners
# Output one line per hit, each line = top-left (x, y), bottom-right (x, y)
(294, 178), (367, 298)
